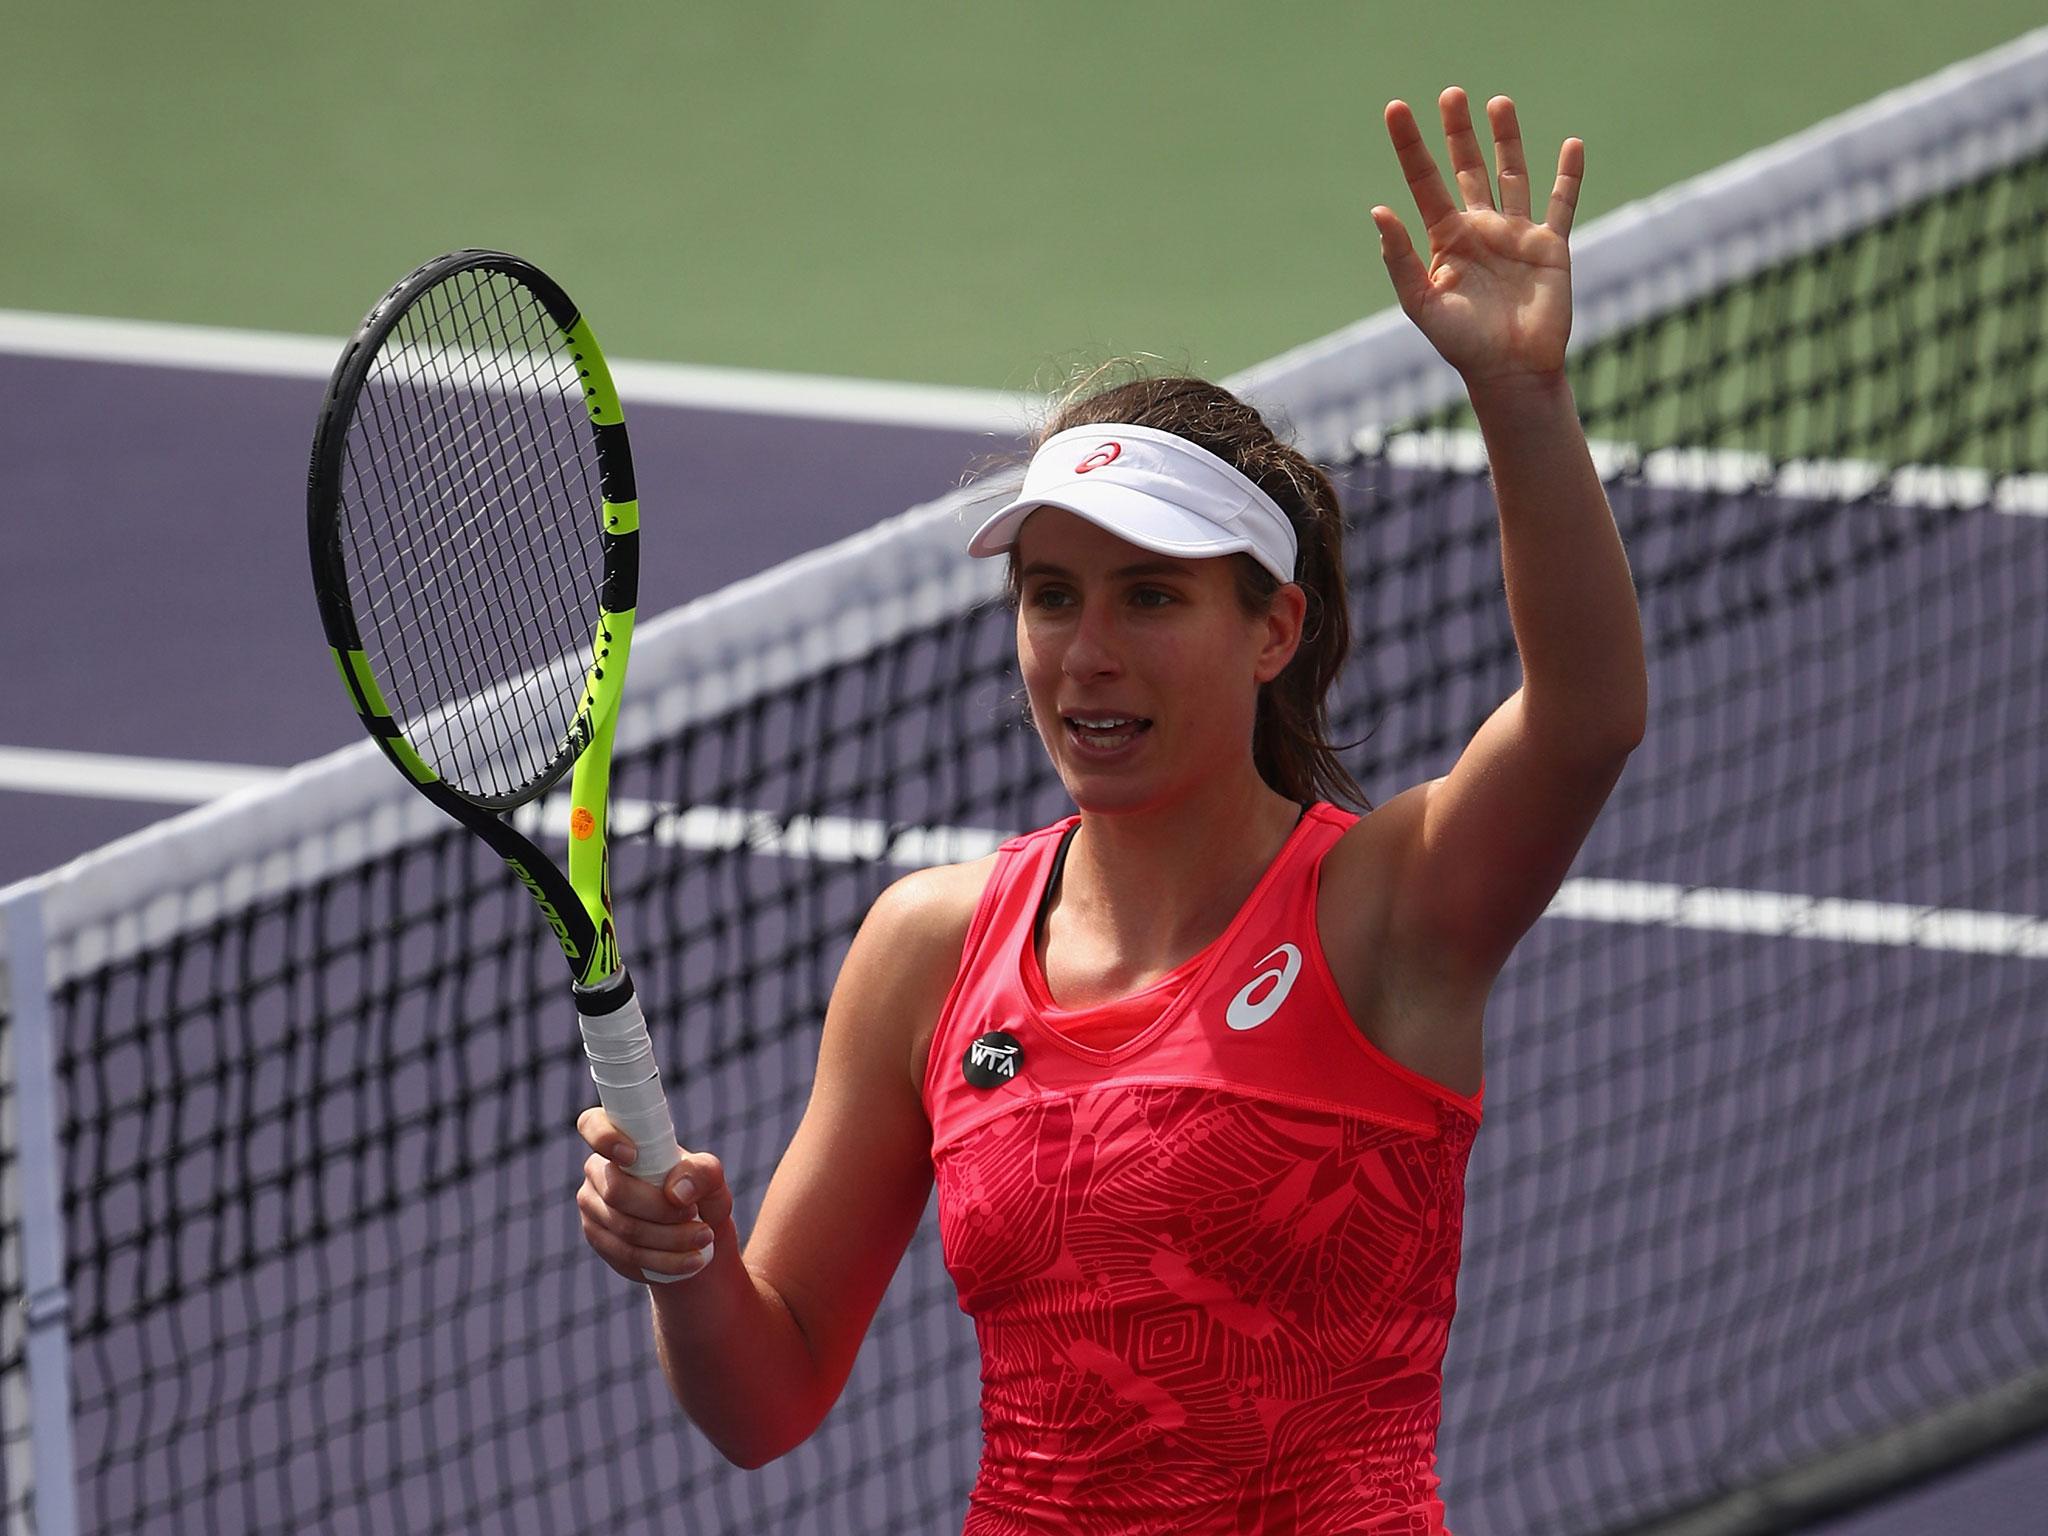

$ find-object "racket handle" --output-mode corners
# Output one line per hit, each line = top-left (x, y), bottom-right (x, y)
(576, 971), (703, 1286)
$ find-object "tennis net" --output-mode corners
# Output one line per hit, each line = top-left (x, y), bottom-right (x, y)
(3, 29), (2046, 1536)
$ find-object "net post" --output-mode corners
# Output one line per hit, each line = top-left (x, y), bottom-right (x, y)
(0, 887), (77, 1536)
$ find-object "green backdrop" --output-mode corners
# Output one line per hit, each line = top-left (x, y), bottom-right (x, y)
(7, 3), (2040, 389)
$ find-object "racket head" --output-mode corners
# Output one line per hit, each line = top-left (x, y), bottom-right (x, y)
(307, 249), (639, 814)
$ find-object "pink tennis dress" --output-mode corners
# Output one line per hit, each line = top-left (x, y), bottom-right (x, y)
(922, 803), (1484, 1535)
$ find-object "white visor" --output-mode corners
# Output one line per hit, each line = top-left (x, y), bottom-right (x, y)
(966, 421), (1298, 583)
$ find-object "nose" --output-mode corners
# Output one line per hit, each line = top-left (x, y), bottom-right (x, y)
(1061, 594), (1121, 682)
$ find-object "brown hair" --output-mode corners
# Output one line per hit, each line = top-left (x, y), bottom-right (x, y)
(1005, 362), (1368, 811)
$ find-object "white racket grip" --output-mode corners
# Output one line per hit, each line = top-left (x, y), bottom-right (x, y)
(577, 976), (705, 1285)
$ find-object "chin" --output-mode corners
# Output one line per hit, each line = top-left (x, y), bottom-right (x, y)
(1063, 783), (1147, 817)
(1056, 763), (1183, 819)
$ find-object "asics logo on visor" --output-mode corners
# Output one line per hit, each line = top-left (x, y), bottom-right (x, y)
(1074, 442), (1121, 474)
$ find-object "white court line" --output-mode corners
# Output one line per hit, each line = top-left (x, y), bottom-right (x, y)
(7, 748), (2039, 959)
(1354, 427), (2048, 517)
(511, 795), (2048, 959)
(515, 795), (1013, 872)
(9, 306), (2034, 497)
(0, 308), (1039, 434)
(580, 804), (2043, 956)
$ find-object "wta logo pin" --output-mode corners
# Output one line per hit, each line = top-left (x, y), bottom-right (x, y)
(963, 1029), (1023, 1089)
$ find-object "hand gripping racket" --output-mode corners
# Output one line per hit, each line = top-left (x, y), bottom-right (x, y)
(307, 250), (700, 1282)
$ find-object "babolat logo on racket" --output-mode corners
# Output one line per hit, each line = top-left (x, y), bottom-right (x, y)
(505, 858), (580, 958)
(962, 1029), (1023, 1089)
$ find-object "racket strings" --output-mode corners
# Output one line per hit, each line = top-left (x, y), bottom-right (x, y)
(405, 275), (584, 689)
(346, 364), (544, 795)
(399, 277), (586, 775)
(378, 274), (585, 688)
(470, 274), (605, 695)
(338, 267), (605, 800)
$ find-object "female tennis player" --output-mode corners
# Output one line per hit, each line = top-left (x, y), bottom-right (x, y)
(577, 88), (1645, 1531)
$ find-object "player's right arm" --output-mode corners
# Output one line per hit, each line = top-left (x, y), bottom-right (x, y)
(575, 855), (989, 1468)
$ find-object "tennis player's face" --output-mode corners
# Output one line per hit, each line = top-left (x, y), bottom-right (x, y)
(1013, 509), (1300, 813)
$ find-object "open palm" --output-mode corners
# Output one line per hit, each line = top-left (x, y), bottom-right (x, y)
(1373, 89), (1583, 384)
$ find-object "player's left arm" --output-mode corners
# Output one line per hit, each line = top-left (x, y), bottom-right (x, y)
(1370, 88), (1647, 986)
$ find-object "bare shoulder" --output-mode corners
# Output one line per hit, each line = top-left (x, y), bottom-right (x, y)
(857, 853), (1001, 1094)
(861, 852), (998, 979)
(867, 852), (998, 940)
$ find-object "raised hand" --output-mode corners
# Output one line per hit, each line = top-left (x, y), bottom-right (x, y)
(1372, 89), (1583, 385)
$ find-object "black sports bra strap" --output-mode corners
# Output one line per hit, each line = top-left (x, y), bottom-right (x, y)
(1032, 821), (1082, 950)
(1031, 803), (1314, 947)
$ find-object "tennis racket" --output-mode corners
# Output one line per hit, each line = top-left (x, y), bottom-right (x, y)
(306, 249), (699, 1283)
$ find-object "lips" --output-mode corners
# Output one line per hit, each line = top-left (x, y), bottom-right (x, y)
(1061, 712), (1153, 753)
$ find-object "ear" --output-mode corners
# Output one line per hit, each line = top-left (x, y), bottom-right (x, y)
(1253, 582), (1308, 684)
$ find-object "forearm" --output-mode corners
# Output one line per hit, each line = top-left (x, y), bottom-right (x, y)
(648, 1234), (823, 1469)
(1469, 369), (1648, 747)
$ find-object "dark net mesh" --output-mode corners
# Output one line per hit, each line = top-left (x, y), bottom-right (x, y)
(339, 266), (604, 803)
(2, 113), (2045, 1536)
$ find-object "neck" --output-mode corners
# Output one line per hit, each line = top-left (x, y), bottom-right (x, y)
(1057, 771), (1305, 975)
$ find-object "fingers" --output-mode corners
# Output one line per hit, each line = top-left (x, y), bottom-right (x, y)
(578, 1146), (726, 1285)
(581, 1147), (720, 1222)
(577, 1180), (717, 1283)
(1546, 136), (1585, 237)
(577, 1179), (717, 1255)
(1382, 99), (1457, 231)
(577, 1105), (635, 1166)
(576, 1113), (737, 1285)
(576, 1109), (732, 1219)
(1487, 95), (1532, 220)
(664, 1150), (735, 1229)
(1436, 87), (1494, 213)
(1371, 206), (1431, 319)
(1387, 89), (1574, 233)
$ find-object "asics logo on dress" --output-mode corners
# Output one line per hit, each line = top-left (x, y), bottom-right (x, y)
(1226, 943), (1302, 1031)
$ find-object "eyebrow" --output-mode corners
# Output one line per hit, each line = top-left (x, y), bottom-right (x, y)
(1016, 558), (1195, 581)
